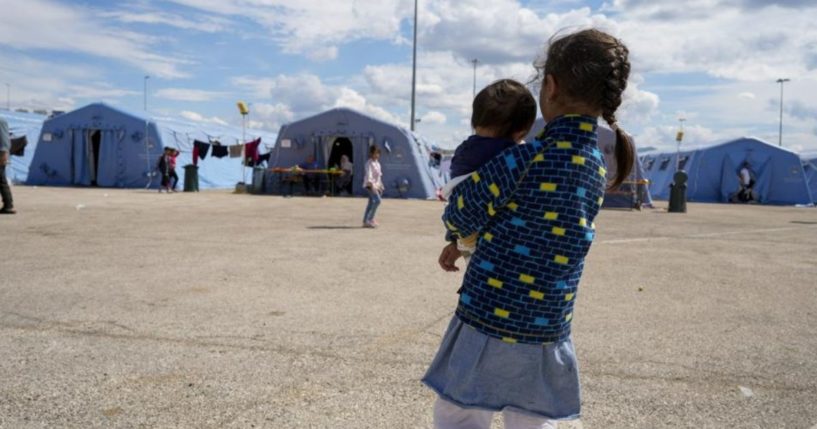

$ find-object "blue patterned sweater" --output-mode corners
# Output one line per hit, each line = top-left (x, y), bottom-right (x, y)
(443, 114), (606, 344)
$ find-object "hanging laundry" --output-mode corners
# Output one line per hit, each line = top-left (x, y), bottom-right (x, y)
(257, 152), (271, 165)
(10, 136), (27, 156)
(211, 144), (229, 158)
(229, 144), (243, 158)
(192, 145), (199, 166)
(244, 138), (261, 165)
(193, 140), (210, 160)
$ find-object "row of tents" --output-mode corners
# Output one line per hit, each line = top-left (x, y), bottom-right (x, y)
(641, 138), (817, 206)
(2, 102), (815, 205)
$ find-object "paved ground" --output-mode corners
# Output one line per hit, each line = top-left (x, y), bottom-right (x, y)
(0, 186), (815, 429)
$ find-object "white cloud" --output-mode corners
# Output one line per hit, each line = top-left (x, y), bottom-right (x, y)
(612, 0), (817, 81)
(180, 110), (229, 126)
(618, 82), (660, 127)
(739, 92), (756, 100)
(0, 0), (189, 78)
(155, 88), (226, 102)
(0, 51), (136, 111)
(421, 111), (447, 125)
(102, 8), (232, 33)
(421, 1), (616, 64)
(232, 73), (402, 131)
(167, 0), (409, 61)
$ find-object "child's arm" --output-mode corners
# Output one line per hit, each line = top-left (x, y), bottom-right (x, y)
(442, 142), (542, 238)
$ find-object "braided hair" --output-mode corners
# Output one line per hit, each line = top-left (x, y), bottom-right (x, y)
(537, 29), (635, 189)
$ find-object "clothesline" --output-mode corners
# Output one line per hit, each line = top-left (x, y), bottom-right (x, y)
(191, 137), (271, 167)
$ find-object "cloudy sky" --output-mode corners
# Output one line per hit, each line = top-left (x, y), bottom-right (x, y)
(1, 0), (816, 152)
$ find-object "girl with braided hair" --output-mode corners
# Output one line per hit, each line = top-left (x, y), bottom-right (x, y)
(425, 29), (634, 429)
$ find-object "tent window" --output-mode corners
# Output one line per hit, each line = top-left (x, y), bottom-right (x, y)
(659, 158), (671, 171)
(678, 155), (689, 170)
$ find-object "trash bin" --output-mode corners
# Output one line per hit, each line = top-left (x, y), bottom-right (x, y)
(251, 167), (266, 194)
(183, 164), (199, 192)
(668, 170), (687, 213)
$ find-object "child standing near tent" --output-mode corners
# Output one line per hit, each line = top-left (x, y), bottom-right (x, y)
(426, 29), (635, 428)
(439, 79), (537, 263)
(362, 146), (383, 228)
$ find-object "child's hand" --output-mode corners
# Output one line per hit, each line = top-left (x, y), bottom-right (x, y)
(438, 242), (462, 272)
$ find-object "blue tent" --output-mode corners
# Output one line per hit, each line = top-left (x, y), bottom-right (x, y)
(802, 151), (817, 204)
(0, 110), (46, 184)
(525, 118), (652, 208)
(262, 107), (445, 199)
(641, 137), (813, 205)
(26, 103), (275, 189)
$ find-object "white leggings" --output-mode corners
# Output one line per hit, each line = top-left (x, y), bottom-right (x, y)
(433, 397), (557, 429)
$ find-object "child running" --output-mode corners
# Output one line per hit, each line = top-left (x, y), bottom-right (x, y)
(440, 79), (537, 260)
(425, 28), (635, 429)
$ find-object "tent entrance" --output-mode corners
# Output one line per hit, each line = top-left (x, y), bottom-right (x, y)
(327, 137), (354, 195)
(89, 129), (101, 186)
(327, 137), (353, 168)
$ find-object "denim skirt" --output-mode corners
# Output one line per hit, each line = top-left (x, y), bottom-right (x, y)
(422, 316), (581, 420)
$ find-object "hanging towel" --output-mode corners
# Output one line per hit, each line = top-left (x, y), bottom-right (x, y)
(193, 140), (210, 160)
(10, 136), (27, 156)
(244, 138), (261, 165)
(211, 144), (229, 158)
(229, 144), (243, 158)
(192, 145), (199, 166)
(258, 152), (271, 165)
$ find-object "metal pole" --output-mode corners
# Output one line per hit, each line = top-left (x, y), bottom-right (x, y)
(410, 0), (418, 131)
(242, 113), (247, 184)
(471, 59), (479, 99)
(144, 75), (151, 189)
(777, 78), (789, 147)
(676, 117), (685, 171)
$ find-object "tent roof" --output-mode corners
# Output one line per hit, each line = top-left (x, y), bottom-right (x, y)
(282, 107), (409, 134)
(644, 136), (803, 157)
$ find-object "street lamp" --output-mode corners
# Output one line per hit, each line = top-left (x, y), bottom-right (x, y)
(409, 0), (418, 132)
(675, 117), (685, 171)
(776, 78), (790, 147)
(471, 58), (479, 99)
(237, 101), (250, 183)
(143, 75), (151, 189)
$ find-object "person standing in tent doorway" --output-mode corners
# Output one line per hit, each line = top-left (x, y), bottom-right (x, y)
(362, 145), (383, 228)
(336, 154), (354, 195)
(0, 117), (16, 214)
(426, 29), (635, 428)
(737, 161), (755, 203)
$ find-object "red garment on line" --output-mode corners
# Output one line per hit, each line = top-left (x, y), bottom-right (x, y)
(244, 138), (261, 164)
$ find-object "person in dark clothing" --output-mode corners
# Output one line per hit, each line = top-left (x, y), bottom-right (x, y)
(157, 147), (176, 193)
(439, 79), (538, 253)
(0, 118), (15, 214)
(298, 155), (321, 195)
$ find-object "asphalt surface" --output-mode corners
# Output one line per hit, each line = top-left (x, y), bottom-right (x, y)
(0, 186), (815, 428)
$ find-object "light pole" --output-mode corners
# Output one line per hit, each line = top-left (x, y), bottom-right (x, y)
(237, 101), (250, 184)
(143, 75), (151, 188)
(409, 0), (418, 132)
(675, 117), (685, 171)
(776, 78), (790, 147)
(471, 58), (479, 99)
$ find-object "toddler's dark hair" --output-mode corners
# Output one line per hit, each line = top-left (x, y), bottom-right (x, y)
(471, 79), (537, 140)
(536, 28), (635, 189)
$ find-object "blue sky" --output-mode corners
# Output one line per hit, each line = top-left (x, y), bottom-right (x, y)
(1, 0), (816, 151)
